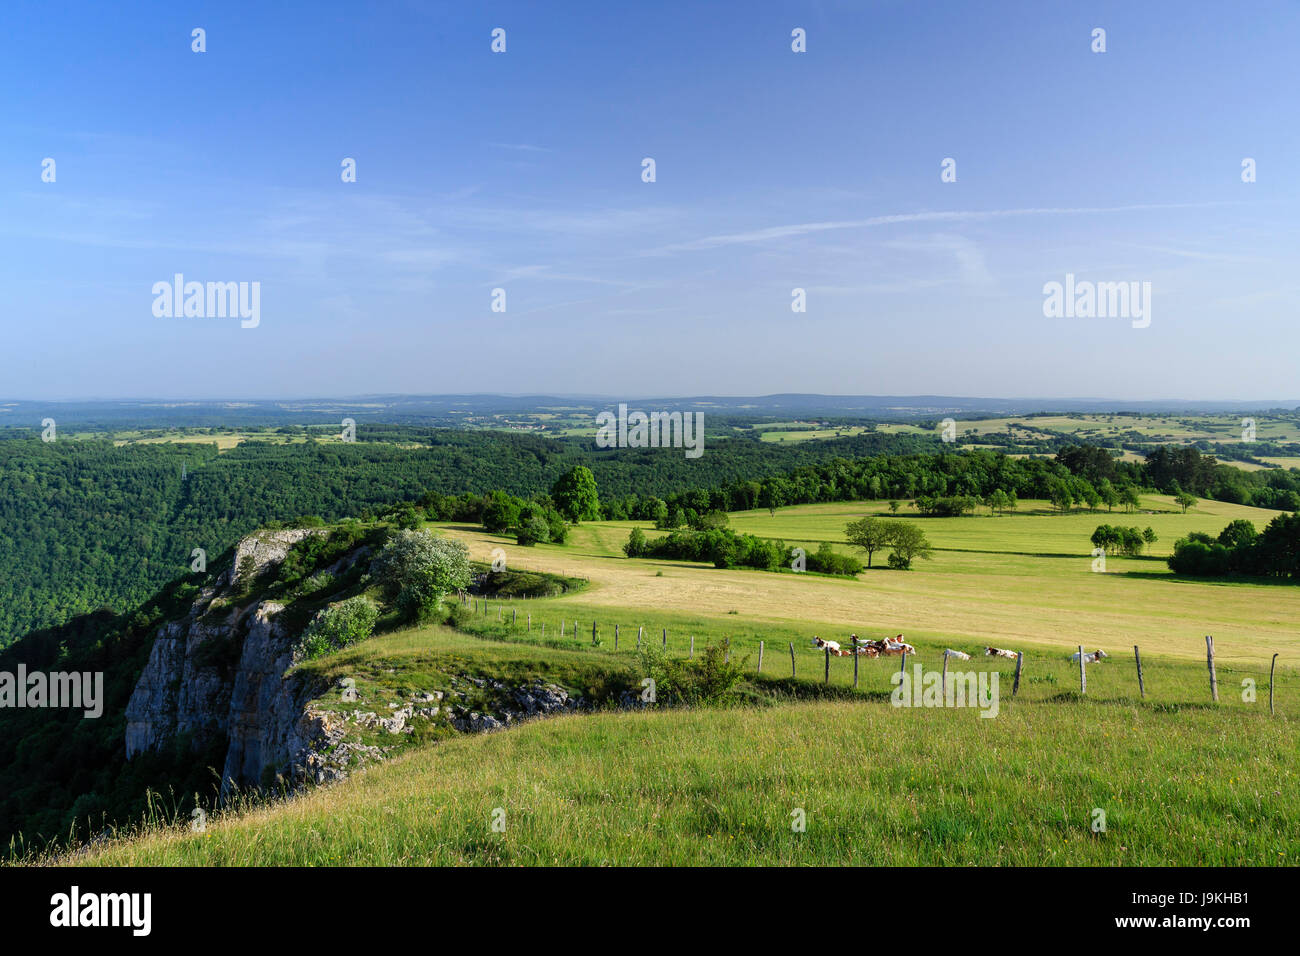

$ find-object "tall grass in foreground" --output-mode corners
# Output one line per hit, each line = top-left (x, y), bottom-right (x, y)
(65, 696), (1297, 867)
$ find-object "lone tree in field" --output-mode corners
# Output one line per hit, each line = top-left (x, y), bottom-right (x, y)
(844, 516), (891, 568)
(885, 522), (933, 570)
(1174, 491), (1197, 514)
(759, 482), (785, 516)
(551, 465), (601, 522)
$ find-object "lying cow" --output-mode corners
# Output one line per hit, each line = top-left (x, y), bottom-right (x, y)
(984, 646), (1019, 660)
(813, 636), (851, 656)
(846, 635), (879, 657)
(944, 649), (971, 660)
(884, 635), (916, 655)
(1070, 649), (1109, 664)
(853, 635), (915, 656)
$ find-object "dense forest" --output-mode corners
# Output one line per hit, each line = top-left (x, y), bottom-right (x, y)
(0, 430), (938, 642)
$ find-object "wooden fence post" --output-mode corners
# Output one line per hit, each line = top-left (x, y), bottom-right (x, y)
(690, 635), (694, 658)
(852, 637), (859, 689)
(941, 650), (949, 697)
(1134, 645), (1145, 699)
(527, 614), (531, 632)
(899, 651), (908, 678)
(790, 643), (796, 678)
(824, 647), (830, 684)
(1013, 652), (1023, 697)
(1206, 635), (1218, 702)
(758, 641), (764, 674)
(638, 626), (643, 647)
(1270, 652), (1278, 716)
(614, 624), (619, 650)
(560, 621), (564, 637)
(512, 608), (516, 626)
(1078, 644), (1086, 695)
(662, 628), (667, 648)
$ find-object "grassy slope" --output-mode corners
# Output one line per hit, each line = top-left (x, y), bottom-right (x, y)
(78, 665), (1298, 865)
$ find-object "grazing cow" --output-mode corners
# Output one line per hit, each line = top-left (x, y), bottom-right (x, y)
(984, 646), (1019, 660)
(1070, 649), (1109, 664)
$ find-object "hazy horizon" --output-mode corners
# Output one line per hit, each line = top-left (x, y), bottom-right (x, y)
(4, 391), (1298, 411)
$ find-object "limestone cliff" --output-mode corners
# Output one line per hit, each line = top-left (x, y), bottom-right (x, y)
(124, 529), (331, 791)
(124, 526), (589, 795)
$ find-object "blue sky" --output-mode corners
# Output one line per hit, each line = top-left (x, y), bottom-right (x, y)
(1, 0), (1297, 401)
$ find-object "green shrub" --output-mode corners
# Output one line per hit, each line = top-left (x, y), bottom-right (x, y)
(632, 640), (747, 706)
(516, 515), (551, 546)
(302, 596), (378, 659)
(623, 527), (648, 557)
(804, 542), (863, 576)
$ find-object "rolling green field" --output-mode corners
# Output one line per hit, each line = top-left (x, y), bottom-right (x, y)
(68, 625), (1298, 866)
(435, 494), (1300, 668)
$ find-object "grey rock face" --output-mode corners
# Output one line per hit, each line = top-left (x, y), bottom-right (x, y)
(125, 530), (330, 792)
(124, 529), (589, 795)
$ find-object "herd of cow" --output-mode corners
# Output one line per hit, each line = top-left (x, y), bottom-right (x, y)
(813, 635), (915, 658)
(812, 635), (1111, 665)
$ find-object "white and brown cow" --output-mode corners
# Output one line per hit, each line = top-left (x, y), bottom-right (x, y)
(984, 646), (1019, 660)
(1070, 649), (1109, 664)
(883, 635), (916, 655)
(853, 634), (915, 656)
(813, 636), (850, 656)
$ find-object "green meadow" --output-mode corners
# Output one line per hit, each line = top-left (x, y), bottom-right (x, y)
(70, 625), (1298, 867)
(436, 494), (1300, 668)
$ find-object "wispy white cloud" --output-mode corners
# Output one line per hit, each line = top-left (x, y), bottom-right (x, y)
(655, 202), (1233, 254)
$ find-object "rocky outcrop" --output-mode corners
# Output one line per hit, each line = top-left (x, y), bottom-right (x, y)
(124, 527), (593, 797)
(125, 530), (328, 792)
(448, 679), (580, 731)
(220, 601), (303, 786)
(224, 528), (324, 589)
